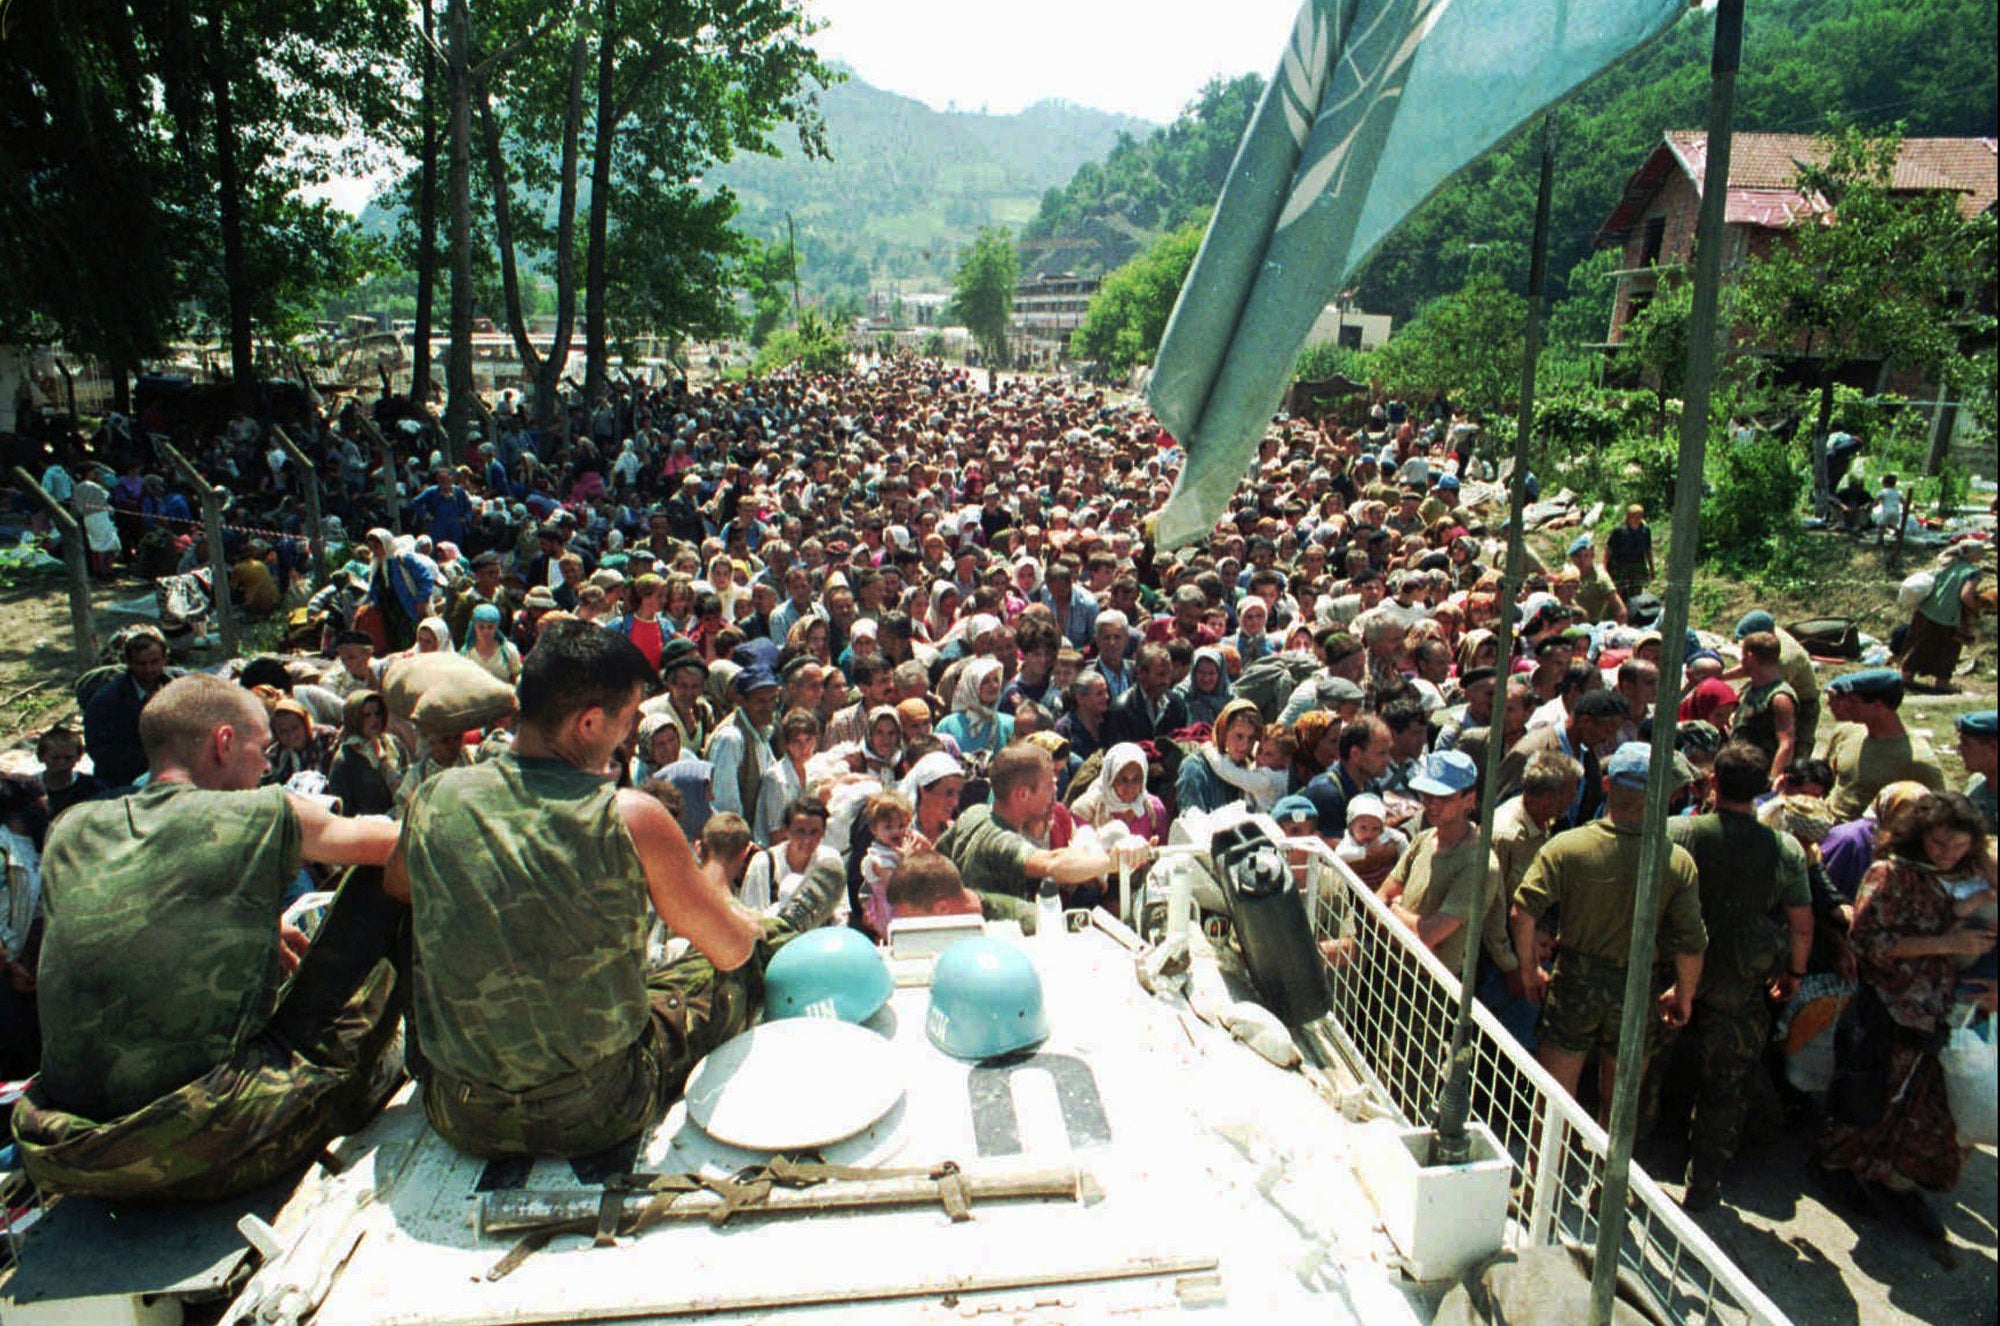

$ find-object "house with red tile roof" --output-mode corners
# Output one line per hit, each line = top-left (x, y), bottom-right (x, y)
(1594, 131), (1996, 357)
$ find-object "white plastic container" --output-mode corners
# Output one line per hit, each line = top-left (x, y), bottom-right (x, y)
(1353, 1120), (1513, 1282)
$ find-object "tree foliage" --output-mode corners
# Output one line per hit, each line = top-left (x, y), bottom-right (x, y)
(1366, 273), (1527, 414)
(754, 308), (849, 375)
(1025, 0), (1996, 326)
(1068, 224), (1202, 373)
(1734, 122), (1997, 447)
(948, 228), (1019, 366)
(0, 0), (409, 399)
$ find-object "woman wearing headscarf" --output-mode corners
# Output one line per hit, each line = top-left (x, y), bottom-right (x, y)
(938, 658), (1014, 759)
(1813, 792), (1996, 1240)
(1071, 743), (1168, 844)
(1174, 697), (1287, 816)
(1455, 628), (1498, 679)
(1224, 598), (1275, 668)
(461, 602), (523, 685)
(855, 706), (904, 784)
(325, 689), (405, 817)
(364, 529), (439, 653)
(263, 696), (339, 786)
(1291, 709), (1340, 788)
(414, 616), (452, 654)
(901, 751), (968, 848)
(1175, 645), (1234, 728)
(924, 580), (961, 643)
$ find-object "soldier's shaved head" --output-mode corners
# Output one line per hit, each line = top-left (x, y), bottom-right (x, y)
(139, 674), (266, 777)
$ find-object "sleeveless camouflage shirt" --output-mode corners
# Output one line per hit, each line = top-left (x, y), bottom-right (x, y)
(36, 782), (300, 1120)
(403, 751), (650, 1093)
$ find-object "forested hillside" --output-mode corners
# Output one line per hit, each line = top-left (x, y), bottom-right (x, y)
(1024, 0), (1998, 324)
(710, 71), (1155, 298)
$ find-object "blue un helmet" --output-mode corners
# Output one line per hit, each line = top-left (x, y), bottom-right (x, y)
(925, 937), (1050, 1061)
(762, 928), (894, 1024)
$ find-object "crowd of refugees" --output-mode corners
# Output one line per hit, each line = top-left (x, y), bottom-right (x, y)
(1, 354), (1994, 1242)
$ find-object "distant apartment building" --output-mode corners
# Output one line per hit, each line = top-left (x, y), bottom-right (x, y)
(1013, 274), (1100, 341)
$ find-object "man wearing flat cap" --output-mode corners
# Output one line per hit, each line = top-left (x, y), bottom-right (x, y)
(1817, 669), (1944, 819)
(706, 665), (781, 821)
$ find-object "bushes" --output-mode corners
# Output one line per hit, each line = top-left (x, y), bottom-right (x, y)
(1702, 435), (1805, 564)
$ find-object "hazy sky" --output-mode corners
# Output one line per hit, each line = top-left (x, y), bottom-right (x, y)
(805, 0), (1303, 123)
(313, 0), (1302, 212)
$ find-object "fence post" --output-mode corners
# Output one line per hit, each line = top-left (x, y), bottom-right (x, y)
(9, 467), (96, 673)
(1525, 1095), (1564, 1248)
(352, 414), (402, 535)
(271, 425), (328, 586)
(158, 442), (239, 659)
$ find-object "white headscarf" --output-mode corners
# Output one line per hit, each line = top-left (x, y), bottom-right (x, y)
(951, 658), (1004, 719)
(1093, 743), (1151, 815)
(899, 751), (966, 804)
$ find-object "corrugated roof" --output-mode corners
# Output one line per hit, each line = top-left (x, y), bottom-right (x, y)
(1598, 132), (1998, 244)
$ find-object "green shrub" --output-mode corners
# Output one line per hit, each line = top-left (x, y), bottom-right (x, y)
(1294, 340), (1372, 384)
(1703, 434), (1805, 563)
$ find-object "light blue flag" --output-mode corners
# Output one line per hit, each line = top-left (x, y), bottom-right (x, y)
(1146, 0), (1687, 548)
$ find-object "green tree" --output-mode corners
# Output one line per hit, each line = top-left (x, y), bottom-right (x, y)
(1069, 224), (1202, 374)
(1367, 273), (1528, 415)
(1616, 279), (1697, 435)
(1735, 123), (1997, 493)
(949, 228), (1018, 366)
(754, 307), (848, 375)
(0, 0), (409, 408)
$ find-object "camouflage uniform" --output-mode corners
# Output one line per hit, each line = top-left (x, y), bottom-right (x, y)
(1644, 812), (1808, 1193)
(1514, 820), (1707, 1060)
(15, 783), (406, 1201)
(404, 752), (794, 1159)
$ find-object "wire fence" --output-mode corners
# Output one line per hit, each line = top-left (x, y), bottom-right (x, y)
(1268, 840), (1793, 1326)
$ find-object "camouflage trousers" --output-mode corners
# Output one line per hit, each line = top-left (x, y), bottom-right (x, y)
(13, 873), (408, 1205)
(1640, 989), (1772, 1182)
(1540, 951), (1667, 1060)
(424, 921), (793, 1160)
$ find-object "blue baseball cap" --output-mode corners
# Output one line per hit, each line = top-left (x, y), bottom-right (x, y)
(1408, 750), (1479, 797)
(1605, 742), (1654, 788)
(1436, 474), (1461, 491)
(1271, 794), (1319, 824)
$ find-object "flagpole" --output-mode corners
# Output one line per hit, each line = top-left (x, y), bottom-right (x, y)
(1433, 110), (1557, 1167)
(1588, 1), (1743, 1322)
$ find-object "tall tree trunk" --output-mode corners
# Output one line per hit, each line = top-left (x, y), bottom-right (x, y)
(411, 0), (439, 411)
(583, 0), (616, 401)
(443, 0), (474, 465)
(480, 35), (584, 428)
(539, 38), (588, 427)
(204, 4), (255, 413)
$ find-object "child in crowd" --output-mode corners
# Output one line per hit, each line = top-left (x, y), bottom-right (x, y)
(1336, 793), (1408, 891)
(35, 727), (104, 822)
(858, 790), (916, 940)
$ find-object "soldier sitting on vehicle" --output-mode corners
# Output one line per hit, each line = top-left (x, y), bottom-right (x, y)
(393, 620), (837, 1160)
(14, 674), (406, 1202)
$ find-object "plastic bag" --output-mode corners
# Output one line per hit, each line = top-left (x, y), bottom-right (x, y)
(1941, 1014), (1997, 1148)
(1897, 569), (1935, 614)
